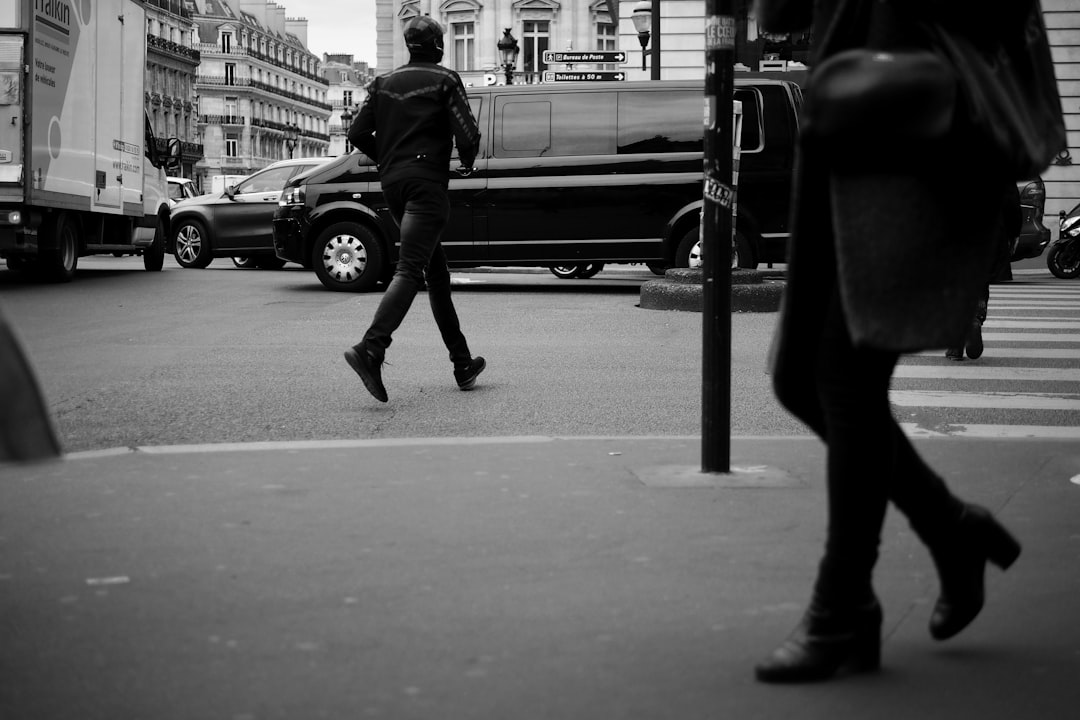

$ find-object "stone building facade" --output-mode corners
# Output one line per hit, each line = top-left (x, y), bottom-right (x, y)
(144, 0), (203, 183)
(189, 0), (331, 192)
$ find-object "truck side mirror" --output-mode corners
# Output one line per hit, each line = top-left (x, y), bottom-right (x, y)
(166, 138), (182, 170)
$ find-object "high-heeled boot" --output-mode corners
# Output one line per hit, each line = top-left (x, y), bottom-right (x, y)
(755, 598), (883, 683)
(928, 503), (1021, 641)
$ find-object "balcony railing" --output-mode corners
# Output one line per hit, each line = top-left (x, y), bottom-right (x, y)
(194, 75), (332, 112)
(145, 0), (191, 19)
(200, 115), (246, 126)
(194, 43), (329, 86)
(155, 138), (204, 159)
(147, 34), (200, 63)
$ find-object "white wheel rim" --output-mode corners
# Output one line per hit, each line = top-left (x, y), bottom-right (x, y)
(322, 234), (368, 282)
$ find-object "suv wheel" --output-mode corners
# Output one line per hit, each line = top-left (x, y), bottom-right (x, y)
(312, 221), (385, 292)
(173, 219), (212, 269)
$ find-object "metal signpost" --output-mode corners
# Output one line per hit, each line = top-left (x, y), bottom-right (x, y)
(541, 51), (628, 65)
(702, 0), (736, 473)
(541, 71), (627, 83)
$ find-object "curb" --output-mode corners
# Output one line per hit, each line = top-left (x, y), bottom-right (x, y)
(639, 268), (785, 312)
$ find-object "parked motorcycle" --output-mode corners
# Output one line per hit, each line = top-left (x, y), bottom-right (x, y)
(1048, 202), (1080, 279)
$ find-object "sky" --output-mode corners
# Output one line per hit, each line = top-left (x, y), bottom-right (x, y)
(290, 0), (379, 67)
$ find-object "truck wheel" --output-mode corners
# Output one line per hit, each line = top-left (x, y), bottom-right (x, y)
(254, 256), (287, 270)
(143, 221), (166, 272)
(173, 219), (212, 269)
(6, 257), (34, 272)
(312, 222), (384, 292)
(43, 212), (79, 282)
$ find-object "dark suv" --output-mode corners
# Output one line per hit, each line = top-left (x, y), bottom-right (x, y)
(273, 77), (803, 292)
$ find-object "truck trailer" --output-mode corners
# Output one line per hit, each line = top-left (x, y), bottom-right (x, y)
(0, 0), (180, 281)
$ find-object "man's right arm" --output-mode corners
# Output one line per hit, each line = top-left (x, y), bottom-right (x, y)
(447, 76), (480, 169)
(349, 81), (378, 161)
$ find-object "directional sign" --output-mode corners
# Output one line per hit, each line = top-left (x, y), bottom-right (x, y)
(542, 51), (627, 64)
(543, 71), (627, 83)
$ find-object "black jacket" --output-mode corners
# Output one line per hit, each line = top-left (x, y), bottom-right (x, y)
(349, 61), (481, 187)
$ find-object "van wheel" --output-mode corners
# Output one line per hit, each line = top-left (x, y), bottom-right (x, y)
(675, 227), (702, 269)
(43, 212), (79, 282)
(550, 265), (581, 279)
(143, 221), (166, 272)
(173, 219), (213, 268)
(675, 227), (756, 269)
(312, 222), (384, 292)
(647, 263), (667, 276)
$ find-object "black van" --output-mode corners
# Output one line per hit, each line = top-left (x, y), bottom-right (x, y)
(273, 77), (802, 292)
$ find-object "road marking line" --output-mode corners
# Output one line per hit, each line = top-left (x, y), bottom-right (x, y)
(893, 366), (1080, 381)
(890, 390), (1080, 410)
(900, 423), (1080, 439)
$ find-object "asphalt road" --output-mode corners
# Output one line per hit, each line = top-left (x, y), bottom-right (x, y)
(1, 258), (802, 453)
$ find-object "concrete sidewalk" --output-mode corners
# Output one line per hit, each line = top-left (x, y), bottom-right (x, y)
(1, 436), (1078, 719)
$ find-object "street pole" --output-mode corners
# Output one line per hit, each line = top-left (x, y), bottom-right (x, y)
(701, 0), (735, 473)
(651, 0), (661, 80)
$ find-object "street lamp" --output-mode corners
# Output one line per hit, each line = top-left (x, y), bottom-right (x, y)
(497, 28), (519, 85)
(632, 0), (661, 79)
(340, 105), (355, 153)
(284, 122), (299, 159)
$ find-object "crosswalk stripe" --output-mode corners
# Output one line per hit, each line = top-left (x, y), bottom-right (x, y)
(890, 389), (1080, 410)
(984, 320), (1080, 328)
(894, 366), (1080, 381)
(913, 348), (1080, 359)
(979, 333), (1080, 342)
(891, 282), (1080, 437)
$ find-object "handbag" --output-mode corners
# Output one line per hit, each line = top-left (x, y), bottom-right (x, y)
(925, 0), (1065, 180)
(802, 47), (957, 147)
(804, 0), (1065, 179)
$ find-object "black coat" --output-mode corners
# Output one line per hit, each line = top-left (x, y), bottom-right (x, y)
(763, 0), (1008, 353)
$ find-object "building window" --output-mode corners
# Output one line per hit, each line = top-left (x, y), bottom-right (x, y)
(522, 21), (549, 74)
(452, 22), (475, 72)
(225, 133), (238, 157)
(343, 90), (353, 106)
(224, 62), (236, 85)
(221, 31), (233, 54)
(224, 96), (238, 123)
(597, 22), (616, 51)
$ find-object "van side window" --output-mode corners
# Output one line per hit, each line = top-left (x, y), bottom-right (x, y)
(495, 93), (616, 158)
(617, 90), (702, 154)
(734, 88), (764, 153)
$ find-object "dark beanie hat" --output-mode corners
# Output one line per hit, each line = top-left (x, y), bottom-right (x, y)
(404, 16), (444, 51)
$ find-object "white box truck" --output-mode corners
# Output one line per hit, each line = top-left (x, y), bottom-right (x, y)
(0, 0), (180, 281)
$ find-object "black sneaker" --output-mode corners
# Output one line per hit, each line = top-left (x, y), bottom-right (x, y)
(945, 347), (965, 362)
(454, 357), (486, 390)
(344, 344), (388, 402)
(965, 317), (984, 360)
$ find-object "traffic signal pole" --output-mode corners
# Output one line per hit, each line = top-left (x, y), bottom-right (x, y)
(701, 1), (735, 473)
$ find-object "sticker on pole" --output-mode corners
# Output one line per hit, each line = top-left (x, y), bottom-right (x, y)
(705, 16), (736, 50)
(704, 175), (734, 208)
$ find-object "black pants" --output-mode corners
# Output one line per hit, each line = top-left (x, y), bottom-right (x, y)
(361, 178), (471, 367)
(772, 287), (964, 605)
